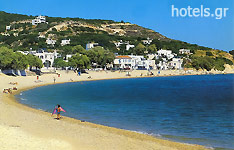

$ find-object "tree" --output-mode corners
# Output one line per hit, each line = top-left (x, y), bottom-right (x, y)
(12, 52), (28, 70)
(53, 58), (67, 69)
(86, 46), (115, 68)
(214, 57), (233, 71)
(206, 51), (213, 56)
(191, 56), (212, 71)
(134, 43), (145, 55)
(72, 45), (86, 54)
(52, 27), (57, 32)
(229, 50), (234, 58)
(0, 47), (15, 69)
(0, 46), (42, 71)
(59, 46), (73, 55)
(148, 44), (157, 54)
(27, 54), (43, 70)
(68, 54), (90, 69)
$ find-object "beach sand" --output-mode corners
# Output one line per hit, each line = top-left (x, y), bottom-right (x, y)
(1, 69), (233, 150)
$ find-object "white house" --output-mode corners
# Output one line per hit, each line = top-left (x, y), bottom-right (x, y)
(6, 25), (11, 30)
(114, 55), (154, 70)
(179, 49), (192, 55)
(142, 37), (153, 45)
(13, 33), (19, 37)
(86, 43), (99, 50)
(18, 50), (58, 68)
(46, 38), (56, 45)
(157, 61), (169, 70)
(34, 50), (58, 68)
(126, 44), (135, 51)
(114, 55), (132, 69)
(61, 39), (70, 46)
(32, 15), (47, 25)
(168, 58), (183, 70)
(1, 32), (10, 36)
(18, 51), (30, 55)
(157, 49), (175, 59)
(65, 54), (74, 62)
(114, 40), (135, 51)
(114, 40), (124, 47)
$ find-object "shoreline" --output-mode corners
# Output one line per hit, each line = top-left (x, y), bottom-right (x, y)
(2, 70), (233, 150)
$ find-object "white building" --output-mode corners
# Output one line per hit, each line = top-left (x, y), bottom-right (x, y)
(157, 49), (175, 59)
(46, 38), (56, 45)
(114, 55), (132, 69)
(157, 61), (169, 70)
(32, 15), (47, 25)
(179, 49), (192, 55)
(114, 40), (135, 51)
(142, 37), (153, 45)
(65, 54), (74, 62)
(18, 50), (58, 68)
(34, 50), (58, 68)
(126, 44), (135, 51)
(61, 39), (70, 46)
(168, 58), (183, 70)
(114, 55), (154, 70)
(1, 32), (10, 36)
(18, 51), (30, 55)
(114, 40), (124, 47)
(13, 33), (19, 37)
(6, 25), (11, 30)
(86, 43), (99, 50)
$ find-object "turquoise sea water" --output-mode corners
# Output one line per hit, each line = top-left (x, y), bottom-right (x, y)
(16, 74), (234, 149)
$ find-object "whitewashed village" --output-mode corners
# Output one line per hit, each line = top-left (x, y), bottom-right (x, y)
(2, 14), (232, 77)
(9, 16), (192, 73)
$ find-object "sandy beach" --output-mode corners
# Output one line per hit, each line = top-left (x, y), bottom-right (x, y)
(1, 68), (233, 150)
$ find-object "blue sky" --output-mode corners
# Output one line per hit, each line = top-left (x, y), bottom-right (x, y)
(0, 0), (233, 51)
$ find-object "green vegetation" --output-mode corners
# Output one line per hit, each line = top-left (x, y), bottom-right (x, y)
(186, 56), (233, 71)
(54, 46), (115, 70)
(0, 46), (43, 70)
(0, 11), (233, 72)
(86, 46), (115, 68)
(0, 11), (33, 32)
(148, 44), (157, 54)
(229, 50), (234, 58)
(68, 54), (90, 69)
(0, 11), (212, 54)
(27, 54), (43, 70)
(53, 58), (68, 69)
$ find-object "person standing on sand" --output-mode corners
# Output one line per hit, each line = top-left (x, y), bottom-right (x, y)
(57, 105), (61, 120)
(52, 104), (66, 120)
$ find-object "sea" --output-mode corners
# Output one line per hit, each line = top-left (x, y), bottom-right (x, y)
(15, 74), (234, 150)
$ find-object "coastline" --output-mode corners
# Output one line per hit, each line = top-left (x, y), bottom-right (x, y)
(1, 69), (233, 150)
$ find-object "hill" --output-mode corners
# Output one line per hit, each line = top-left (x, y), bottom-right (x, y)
(0, 11), (212, 54)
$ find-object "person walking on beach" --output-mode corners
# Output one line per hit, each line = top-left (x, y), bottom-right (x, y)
(52, 104), (66, 120)
(56, 105), (62, 119)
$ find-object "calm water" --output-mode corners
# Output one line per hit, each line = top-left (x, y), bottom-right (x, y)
(16, 74), (234, 149)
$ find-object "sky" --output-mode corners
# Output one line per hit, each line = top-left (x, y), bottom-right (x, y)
(0, 0), (233, 51)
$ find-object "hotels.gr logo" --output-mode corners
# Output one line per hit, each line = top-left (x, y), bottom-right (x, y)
(171, 5), (229, 19)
